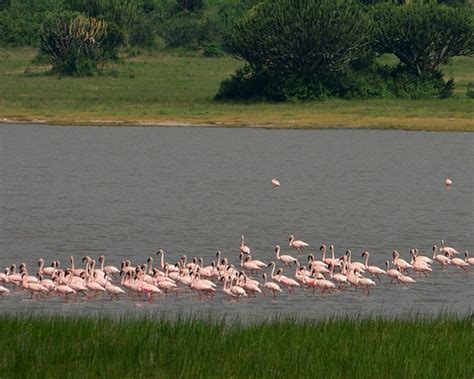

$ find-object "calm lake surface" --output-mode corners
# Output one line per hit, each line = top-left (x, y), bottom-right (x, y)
(0, 123), (473, 319)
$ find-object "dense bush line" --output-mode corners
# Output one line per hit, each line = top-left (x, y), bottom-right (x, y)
(0, 0), (472, 87)
(216, 0), (473, 100)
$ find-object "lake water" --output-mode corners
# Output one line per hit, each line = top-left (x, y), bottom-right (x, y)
(0, 123), (473, 320)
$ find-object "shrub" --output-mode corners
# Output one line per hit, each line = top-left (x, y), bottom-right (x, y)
(466, 82), (474, 99)
(159, 12), (218, 50)
(39, 13), (121, 76)
(230, 0), (373, 75)
(387, 67), (454, 99)
(372, 3), (474, 76)
(175, 0), (203, 12)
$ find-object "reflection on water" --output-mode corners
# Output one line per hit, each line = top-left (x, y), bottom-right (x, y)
(0, 124), (473, 319)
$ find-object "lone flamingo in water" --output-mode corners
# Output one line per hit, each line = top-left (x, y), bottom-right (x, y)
(271, 178), (281, 188)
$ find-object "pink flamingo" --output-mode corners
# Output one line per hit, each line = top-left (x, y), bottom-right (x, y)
(289, 235), (309, 253)
(464, 251), (474, 266)
(240, 235), (251, 255)
(385, 261), (400, 283)
(439, 240), (460, 257)
(392, 250), (413, 272)
(21, 272), (48, 300)
(397, 269), (416, 286)
(240, 254), (263, 273)
(38, 259), (56, 277)
(271, 178), (281, 188)
(262, 273), (282, 299)
(410, 251), (432, 277)
(345, 250), (365, 272)
(98, 255), (120, 277)
(432, 245), (450, 268)
(328, 263), (348, 289)
(0, 285), (9, 297)
(447, 253), (469, 272)
(275, 245), (298, 266)
(410, 248), (433, 266)
(191, 272), (216, 300)
(314, 273), (336, 295)
(361, 251), (386, 282)
(274, 268), (300, 293)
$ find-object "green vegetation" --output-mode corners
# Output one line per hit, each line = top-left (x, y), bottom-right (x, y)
(0, 314), (471, 378)
(0, 48), (472, 131)
(218, 0), (473, 100)
(39, 13), (121, 75)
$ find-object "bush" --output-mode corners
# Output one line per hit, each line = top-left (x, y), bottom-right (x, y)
(175, 0), (203, 12)
(387, 67), (454, 99)
(372, 3), (474, 76)
(39, 13), (122, 76)
(230, 0), (373, 75)
(159, 12), (218, 50)
(215, 65), (389, 101)
(466, 82), (474, 99)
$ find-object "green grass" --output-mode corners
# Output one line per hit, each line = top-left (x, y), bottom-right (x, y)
(0, 48), (473, 131)
(0, 314), (472, 378)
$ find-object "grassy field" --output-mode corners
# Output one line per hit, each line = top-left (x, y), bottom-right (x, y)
(0, 314), (472, 378)
(0, 48), (473, 131)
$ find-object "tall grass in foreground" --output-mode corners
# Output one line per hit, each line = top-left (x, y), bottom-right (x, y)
(0, 315), (472, 378)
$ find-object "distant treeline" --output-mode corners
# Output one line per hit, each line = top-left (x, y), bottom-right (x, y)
(0, 0), (471, 52)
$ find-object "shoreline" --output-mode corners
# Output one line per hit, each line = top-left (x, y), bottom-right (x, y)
(1, 116), (473, 132)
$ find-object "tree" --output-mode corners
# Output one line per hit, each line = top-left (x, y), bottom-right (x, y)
(230, 0), (373, 75)
(40, 13), (122, 75)
(372, 3), (474, 76)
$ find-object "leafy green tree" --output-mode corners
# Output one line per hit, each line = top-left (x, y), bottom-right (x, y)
(372, 3), (474, 76)
(230, 0), (373, 75)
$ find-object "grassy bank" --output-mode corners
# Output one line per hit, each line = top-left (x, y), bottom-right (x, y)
(0, 314), (472, 378)
(0, 48), (473, 131)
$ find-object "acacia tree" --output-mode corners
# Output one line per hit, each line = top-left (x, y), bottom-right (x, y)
(230, 0), (373, 76)
(372, 3), (474, 76)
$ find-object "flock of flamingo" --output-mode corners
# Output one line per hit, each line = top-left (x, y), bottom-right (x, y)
(0, 235), (472, 303)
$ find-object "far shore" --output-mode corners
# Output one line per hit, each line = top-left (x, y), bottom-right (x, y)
(1, 49), (473, 133)
(1, 116), (473, 132)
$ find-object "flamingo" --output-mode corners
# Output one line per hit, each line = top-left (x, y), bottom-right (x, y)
(356, 273), (376, 296)
(328, 263), (348, 290)
(157, 249), (179, 273)
(289, 235), (309, 253)
(103, 274), (125, 299)
(0, 285), (9, 297)
(240, 254), (263, 273)
(98, 255), (120, 277)
(21, 272), (48, 300)
(38, 259), (56, 277)
(392, 250), (413, 272)
(314, 273), (336, 295)
(439, 240), (460, 257)
(385, 261), (400, 283)
(445, 178), (452, 186)
(191, 272), (215, 300)
(238, 272), (261, 297)
(464, 251), (474, 266)
(275, 268), (300, 293)
(271, 178), (281, 188)
(447, 253), (469, 272)
(240, 235), (251, 255)
(70, 256), (85, 277)
(261, 273), (282, 298)
(275, 245), (298, 266)
(432, 245), (450, 268)
(361, 251), (386, 282)
(54, 272), (76, 302)
(410, 248), (433, 266)
(397, 269), (416, 286)
(410, 251), (432, 277)
(223, 275), (247, 302)
(345, 250), (365, 272)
